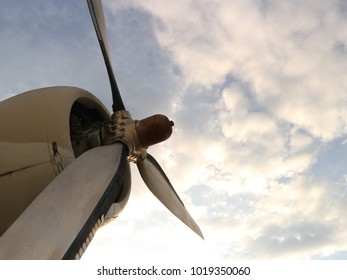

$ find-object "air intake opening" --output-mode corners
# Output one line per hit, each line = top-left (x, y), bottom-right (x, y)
(69, 101), (108, 158)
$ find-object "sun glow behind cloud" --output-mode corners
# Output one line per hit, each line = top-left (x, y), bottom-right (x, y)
(1, 0), (347, 261)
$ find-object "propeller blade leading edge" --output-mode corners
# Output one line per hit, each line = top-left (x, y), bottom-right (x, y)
(137, 154), (204, 239)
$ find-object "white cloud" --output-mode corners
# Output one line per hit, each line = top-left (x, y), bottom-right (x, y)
(229, 176), (347, 259)
(119, 0), (347, 141)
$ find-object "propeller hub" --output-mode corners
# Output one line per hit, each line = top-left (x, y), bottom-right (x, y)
(136, 114), (174, 148)
(109, 111), (174, 163)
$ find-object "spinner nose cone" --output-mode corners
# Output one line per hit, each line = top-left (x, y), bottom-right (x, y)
(135, 114), (174, 148)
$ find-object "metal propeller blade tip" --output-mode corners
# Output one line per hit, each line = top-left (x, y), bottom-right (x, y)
(137, 154), (204, 239)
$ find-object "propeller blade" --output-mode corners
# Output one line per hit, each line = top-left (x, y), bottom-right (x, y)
(137, 154), (204, 239)
(87, 0), (125, 112)
(0, 144), (128, 260)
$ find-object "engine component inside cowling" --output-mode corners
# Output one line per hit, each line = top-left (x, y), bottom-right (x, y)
(69, 101), (109, 158)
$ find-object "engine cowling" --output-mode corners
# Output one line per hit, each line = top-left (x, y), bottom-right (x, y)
(0, 86), (130, 236)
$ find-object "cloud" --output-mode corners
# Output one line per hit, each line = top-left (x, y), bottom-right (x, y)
(227, 176), (347, 259)
(118, 0), (347, 142)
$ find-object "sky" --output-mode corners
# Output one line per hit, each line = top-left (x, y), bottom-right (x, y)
(1, 0), (347, 261)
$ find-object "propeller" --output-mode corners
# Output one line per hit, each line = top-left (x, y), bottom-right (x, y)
(87, 0), (203, 239)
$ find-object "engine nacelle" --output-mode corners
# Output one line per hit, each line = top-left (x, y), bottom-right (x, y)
(0, 86), (130, 236)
